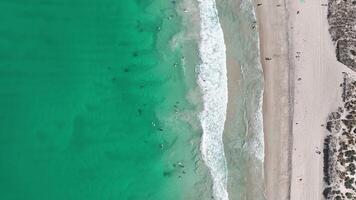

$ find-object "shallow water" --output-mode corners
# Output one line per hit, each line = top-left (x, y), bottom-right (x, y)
(0, 0), (204, 199)
(0, 0), (265, 199)
(216, 0), (265, 199)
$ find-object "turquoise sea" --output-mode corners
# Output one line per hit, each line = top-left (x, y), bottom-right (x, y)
(0, 0), (208, 199)
(0, 0), (265, 199)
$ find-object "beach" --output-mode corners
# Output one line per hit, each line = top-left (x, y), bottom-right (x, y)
(255, 0), (292, 199)
(257, 0), (356, 199)
(288, 0), (356, 199)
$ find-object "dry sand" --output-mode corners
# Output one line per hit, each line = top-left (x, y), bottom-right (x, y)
(256, 0), (355, 199)
(288, 0), (353, 199)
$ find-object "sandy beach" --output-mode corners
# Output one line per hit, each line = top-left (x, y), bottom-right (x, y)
(288, 0), (355, 199)
(256, 0), (356, 199)
(255, 0), (292, 199)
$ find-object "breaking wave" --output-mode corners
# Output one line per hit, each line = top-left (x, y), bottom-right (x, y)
(196, 0), (229, 199)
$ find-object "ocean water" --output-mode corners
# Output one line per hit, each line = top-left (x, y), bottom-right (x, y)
(216, 0), (265, 199)
(0, 0), (264, 199)
(195, 0), (264, 199)
(196, 0), (229, 199)
(0, 0), (206, 199)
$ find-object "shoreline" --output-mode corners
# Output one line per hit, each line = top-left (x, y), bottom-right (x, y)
(182, 0), (356, 198)
(255, 0), (292, 199)
(217, 0), (265, 199)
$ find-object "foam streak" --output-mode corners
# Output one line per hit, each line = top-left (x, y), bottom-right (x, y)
(196, 0), (229, 199)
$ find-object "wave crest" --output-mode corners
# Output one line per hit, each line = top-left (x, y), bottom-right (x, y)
(197, 0), (229, 199)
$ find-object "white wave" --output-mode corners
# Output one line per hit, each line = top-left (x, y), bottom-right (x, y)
(196, 0), (229, 199)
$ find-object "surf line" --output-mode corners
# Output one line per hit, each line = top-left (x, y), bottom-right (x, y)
(196, 0), (229, 199)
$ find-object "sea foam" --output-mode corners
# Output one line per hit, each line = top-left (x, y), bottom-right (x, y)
(196, 0), (229, 199)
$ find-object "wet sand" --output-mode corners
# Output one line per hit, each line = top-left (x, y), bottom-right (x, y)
(255, 0), (292, 199)
(218, 0), (265, 198)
